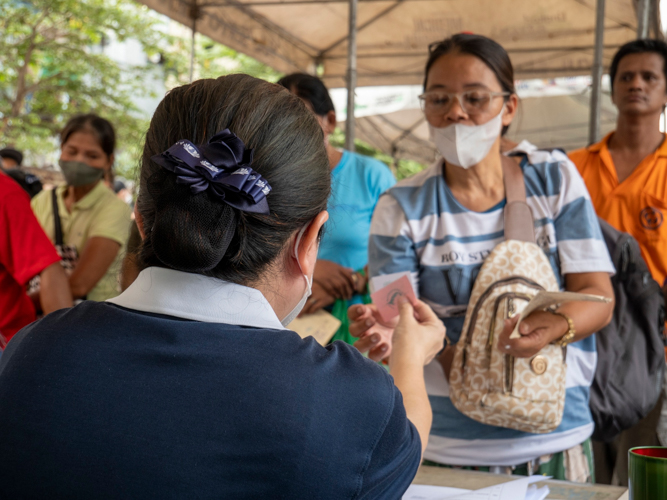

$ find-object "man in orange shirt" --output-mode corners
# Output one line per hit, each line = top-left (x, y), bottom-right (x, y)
(569, 38), (667, 486)
(570, 39), (667, 288)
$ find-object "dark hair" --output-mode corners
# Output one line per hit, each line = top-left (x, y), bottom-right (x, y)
(0, 147), (23, 166)
(609, 39), (667, 93)
(60, 113), (116, 158)
(425, 34), (516, 135)
(277, 73), (335, 117)
(5, 169), (42, 198)
(137, 74), (331, 286)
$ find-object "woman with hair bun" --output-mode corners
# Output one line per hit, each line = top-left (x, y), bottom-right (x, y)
(0, 75), (445, 498)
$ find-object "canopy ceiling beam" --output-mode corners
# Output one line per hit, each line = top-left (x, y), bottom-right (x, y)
(324, 64), (616, 81)
(201, 0), (442, 5)
(318, 0), (407, 57)
(323, 44), (626, 59)
(197, 0), (321, 55)
(572, 0), (636, 31)
(356, 118), (394, 149)
(390, 115), (426, 147)
(139, 0), (318, 74)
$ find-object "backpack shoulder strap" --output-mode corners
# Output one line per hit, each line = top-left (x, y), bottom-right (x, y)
(51, 188), (64, 247)
(502, 156), (535, 243)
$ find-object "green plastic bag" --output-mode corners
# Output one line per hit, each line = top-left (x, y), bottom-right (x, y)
(329, 268), (372, 346)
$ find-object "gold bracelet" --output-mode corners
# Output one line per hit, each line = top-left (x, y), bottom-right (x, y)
(551, 310), (576, 347)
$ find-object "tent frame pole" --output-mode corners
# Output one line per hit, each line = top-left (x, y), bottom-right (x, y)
(589, 0), (605, 145)
(637, 0), (650, 38)
(345, 0), (358, 151)
(190, 1), (199, 82)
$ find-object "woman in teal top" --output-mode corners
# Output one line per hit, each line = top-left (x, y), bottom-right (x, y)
(278, 74), (396, 343)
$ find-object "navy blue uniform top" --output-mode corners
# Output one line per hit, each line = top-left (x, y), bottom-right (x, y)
(0, 268), (420, 499)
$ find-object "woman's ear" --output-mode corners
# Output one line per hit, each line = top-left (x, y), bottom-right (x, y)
(324, 110), (337, 136)
(295, 211), (329, 276)
(502, 94), (519, 129)
(134, 205), (146, 240)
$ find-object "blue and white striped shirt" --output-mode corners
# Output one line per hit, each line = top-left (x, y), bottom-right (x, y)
(369, 142), (614, 466)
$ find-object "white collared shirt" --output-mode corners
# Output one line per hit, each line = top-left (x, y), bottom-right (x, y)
(107, 267), (285, 330)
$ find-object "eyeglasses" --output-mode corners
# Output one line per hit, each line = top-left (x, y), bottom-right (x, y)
(418, 90), (510, 117)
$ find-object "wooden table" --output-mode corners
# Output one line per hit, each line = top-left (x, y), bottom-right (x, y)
(413, 466), (629, 499)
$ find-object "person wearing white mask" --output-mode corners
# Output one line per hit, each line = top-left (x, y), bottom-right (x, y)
(0, 75), (446, 498)
(348, 34), (614, 482)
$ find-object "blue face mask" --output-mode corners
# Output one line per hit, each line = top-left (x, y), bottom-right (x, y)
(280, 225), (315, 327)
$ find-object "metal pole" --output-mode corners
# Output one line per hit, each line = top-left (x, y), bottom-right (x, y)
(190, 19), (197, 82)
(637, 0), (650, 38)
(189, 1), (198, 83)
(589, 0), (606, 145)
(344, 0), (358, 152)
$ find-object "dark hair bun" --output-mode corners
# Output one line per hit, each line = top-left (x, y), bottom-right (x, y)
(137, 75), (331, 285)
(147, 171), (236, 273)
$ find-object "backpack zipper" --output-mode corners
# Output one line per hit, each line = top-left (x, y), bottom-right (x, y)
(487, 292), (533, 348)
(461, 277), (543, 377)
(464, 276), (544, 350)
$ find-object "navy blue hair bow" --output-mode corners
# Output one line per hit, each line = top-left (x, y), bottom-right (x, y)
(151, 129), (271, 214)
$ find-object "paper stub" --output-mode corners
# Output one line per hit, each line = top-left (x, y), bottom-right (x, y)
(370, 275), (418, 323)
(370, 271), (414, 294)
(509, 291), (612, 339)
(287, 310), (341, 346)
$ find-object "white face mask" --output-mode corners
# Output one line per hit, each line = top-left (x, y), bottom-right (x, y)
(428, 105), (505, 169)
(280, 225), (315, 327)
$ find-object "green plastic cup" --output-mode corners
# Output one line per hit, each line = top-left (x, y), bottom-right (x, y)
(629, 446), (667, 499)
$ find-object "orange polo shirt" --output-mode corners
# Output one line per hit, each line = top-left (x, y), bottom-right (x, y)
(569, 132), (667, 286)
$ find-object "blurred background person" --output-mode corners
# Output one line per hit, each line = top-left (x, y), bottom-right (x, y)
(113, 178), (133, 206)
(30, 114), (132, 302)
(0, 148), (23, 169)
(0, 167), (71, 349)
(278, 73), (396, 344)
(3, 169), (43, 199)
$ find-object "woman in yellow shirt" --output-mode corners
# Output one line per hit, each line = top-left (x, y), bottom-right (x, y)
(31, 114), (132, 302)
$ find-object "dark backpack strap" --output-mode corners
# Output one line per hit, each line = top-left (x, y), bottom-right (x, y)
(51, 189), (64, 247)
(502, 156), (535, 243)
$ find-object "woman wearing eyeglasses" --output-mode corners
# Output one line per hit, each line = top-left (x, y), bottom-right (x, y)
(349, 34), (615, 481)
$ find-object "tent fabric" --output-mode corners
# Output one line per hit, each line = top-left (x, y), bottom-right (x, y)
(330, 80), (618, 162)
(138, 0), (658, 88)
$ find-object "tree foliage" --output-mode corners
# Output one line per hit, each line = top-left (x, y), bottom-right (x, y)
(165, 34), (282, 89)
(0, 0), (167, 156)
(0, 0), (422, 180)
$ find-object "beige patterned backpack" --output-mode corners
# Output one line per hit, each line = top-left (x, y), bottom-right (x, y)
(448, 158), (565, 434)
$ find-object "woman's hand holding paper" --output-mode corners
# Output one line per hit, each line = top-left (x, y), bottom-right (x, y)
(497, 311), (569, 358)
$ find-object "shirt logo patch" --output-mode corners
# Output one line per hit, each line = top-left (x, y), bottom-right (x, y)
(640, 206), (664, 230)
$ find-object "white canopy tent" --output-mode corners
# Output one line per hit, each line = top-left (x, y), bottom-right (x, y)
(138, 0), (661, 156)
(139, 0), (659, 84)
